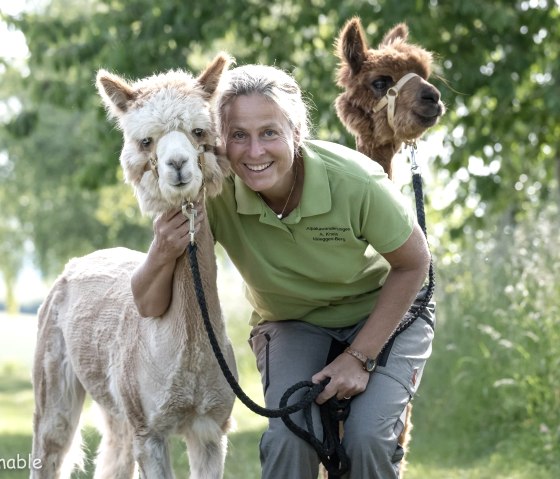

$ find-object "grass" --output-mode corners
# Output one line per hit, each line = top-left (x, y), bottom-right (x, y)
(1, 359), (555, 479)
(0, 309), (266, 479)
(1, 216), (559, 479)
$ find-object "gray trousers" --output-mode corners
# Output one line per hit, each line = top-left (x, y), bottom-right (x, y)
(248, 298), (435, 479)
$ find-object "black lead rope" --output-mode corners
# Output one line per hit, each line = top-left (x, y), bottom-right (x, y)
(187, 244), (351, 476)
(380, 148), (436, 358)
(188, 147), (434, 478)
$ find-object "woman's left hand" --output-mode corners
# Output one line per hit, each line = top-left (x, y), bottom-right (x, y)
(311, 353), (371, 404)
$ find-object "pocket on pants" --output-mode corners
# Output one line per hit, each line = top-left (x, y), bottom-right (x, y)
(375, 303), (436, 397)
(248, 327), (272, 394)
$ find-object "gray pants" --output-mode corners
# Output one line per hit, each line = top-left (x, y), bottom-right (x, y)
(248, 299), (435, 479)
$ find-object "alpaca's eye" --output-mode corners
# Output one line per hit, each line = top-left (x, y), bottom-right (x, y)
(371, 77), (391, 91)
(192, 128), (204, 138)
(140, 137), (152, 149)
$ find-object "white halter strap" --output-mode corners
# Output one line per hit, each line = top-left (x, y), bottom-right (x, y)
(372, 72), (420, 131)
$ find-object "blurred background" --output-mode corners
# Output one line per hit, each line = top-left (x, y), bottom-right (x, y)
(0, 0), (558, 477)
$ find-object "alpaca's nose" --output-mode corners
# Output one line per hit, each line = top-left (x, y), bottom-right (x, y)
(420, 86), (441, 104)
(167, 156), (187, 171)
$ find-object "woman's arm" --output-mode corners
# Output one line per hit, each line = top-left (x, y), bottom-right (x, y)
(131, 207), (202, 317)
(313, 223), (430, 403)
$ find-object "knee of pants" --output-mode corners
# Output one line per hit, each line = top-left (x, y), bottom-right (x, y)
(260, 419), (317, 459)
(342, 422), (398, 462)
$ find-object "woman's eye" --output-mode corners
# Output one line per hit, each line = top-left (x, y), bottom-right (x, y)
(193, 128), (204, 137)
(140, 137), (152, 148)
(263, 129), (277, 138)
(232, 131), (246, 140)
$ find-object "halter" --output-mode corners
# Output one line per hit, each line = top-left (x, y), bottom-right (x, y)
(372, 72), (420, 134)
(146, 134), (214, 182)
(144, 131), (216, 244)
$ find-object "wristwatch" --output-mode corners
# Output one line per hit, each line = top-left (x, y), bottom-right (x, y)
(344, 347), (377, 372)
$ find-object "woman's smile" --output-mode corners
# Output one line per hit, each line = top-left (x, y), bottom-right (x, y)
(245, 162), (273, 172)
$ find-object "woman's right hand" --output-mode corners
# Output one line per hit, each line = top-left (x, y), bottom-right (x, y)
(152, 204), (205, 262)
(152, 208), (190, 261)
(131, 204), (204, 317)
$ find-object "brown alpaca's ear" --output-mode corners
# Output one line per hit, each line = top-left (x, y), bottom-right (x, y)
(337, 17), (369, 76)
(96, 70), (137, 116)
(379, 23), (409, 48)
(197, 52), (235, 97)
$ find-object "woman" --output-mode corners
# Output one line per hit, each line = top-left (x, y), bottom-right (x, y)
(132, 64), (435, 479)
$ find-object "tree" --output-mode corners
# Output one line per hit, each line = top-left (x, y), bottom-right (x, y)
(1, 0), (558, 277)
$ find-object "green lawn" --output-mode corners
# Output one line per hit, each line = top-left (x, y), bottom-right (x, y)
(1, 308), (556, 478)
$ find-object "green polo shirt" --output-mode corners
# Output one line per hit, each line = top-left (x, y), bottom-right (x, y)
(206, 140), (415, 327)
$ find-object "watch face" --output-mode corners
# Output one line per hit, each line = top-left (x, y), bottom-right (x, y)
(365, 358), (377, 372)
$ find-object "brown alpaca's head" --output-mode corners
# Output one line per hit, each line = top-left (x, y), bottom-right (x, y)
(335, 17), (445, 178)
(96, 53), (233, 215)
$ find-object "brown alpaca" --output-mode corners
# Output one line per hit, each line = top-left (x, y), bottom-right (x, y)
(335, 17), (445, 179)
(331, 17), (445, 477)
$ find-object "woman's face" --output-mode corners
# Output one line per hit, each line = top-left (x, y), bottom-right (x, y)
(223, 94), (296, 199)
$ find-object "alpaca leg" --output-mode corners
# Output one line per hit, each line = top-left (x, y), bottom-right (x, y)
(184, 417), (227, 479)
(397, 402), (413, 478)
(31, 328), (86, 478)
(133, 434), (174, 479)
(93, 410), (135, 479)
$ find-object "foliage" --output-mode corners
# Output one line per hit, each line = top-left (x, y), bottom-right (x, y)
(0, 208), (25, 314)
(413, 202), (560, 473)
(1, 0), (559, 276)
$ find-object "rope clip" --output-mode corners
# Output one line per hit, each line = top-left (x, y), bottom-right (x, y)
(405, 141), (420, 174)
(182, 200), (197, 245)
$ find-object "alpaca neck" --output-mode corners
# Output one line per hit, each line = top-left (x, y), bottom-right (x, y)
(357, 138), (401, 180)
(166, 211), (225, 341)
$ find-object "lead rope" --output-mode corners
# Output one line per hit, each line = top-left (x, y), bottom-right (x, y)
(187, 243), (351, 476)
(380, 144), (435, 357)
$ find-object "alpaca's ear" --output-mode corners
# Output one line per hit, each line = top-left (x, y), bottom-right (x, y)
(197, 52), (235, 97)
(337, 17), (369, 76)
(96, 70), (137, 116)
(380, 23), (409, 47)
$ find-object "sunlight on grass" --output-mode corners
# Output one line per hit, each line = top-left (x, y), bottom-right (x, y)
(0, 364), (34, 435)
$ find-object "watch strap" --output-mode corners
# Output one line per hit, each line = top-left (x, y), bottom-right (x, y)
(344, 347), (369, 367)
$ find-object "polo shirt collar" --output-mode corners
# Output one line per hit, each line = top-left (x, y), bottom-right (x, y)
(234, 141), (331, 218)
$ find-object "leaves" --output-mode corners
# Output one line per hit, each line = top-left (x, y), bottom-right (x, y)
(1, 0), (559, 275)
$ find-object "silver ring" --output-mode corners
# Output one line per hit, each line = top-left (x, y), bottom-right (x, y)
(343, 396), (351, 400)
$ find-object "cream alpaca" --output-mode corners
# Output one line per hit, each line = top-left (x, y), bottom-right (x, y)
(31, 53), (236, 479)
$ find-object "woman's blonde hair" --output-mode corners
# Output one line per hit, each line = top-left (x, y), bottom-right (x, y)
(217, 64), (311, 150)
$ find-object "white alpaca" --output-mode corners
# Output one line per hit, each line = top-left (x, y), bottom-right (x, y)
(31, 53), (237, 479)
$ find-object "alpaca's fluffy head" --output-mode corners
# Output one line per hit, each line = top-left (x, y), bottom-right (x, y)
(335, 17), (445, 176)
(96, 53), (233, 215)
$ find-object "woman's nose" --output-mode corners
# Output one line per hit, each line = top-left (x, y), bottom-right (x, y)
(248, 137), (264, 158)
